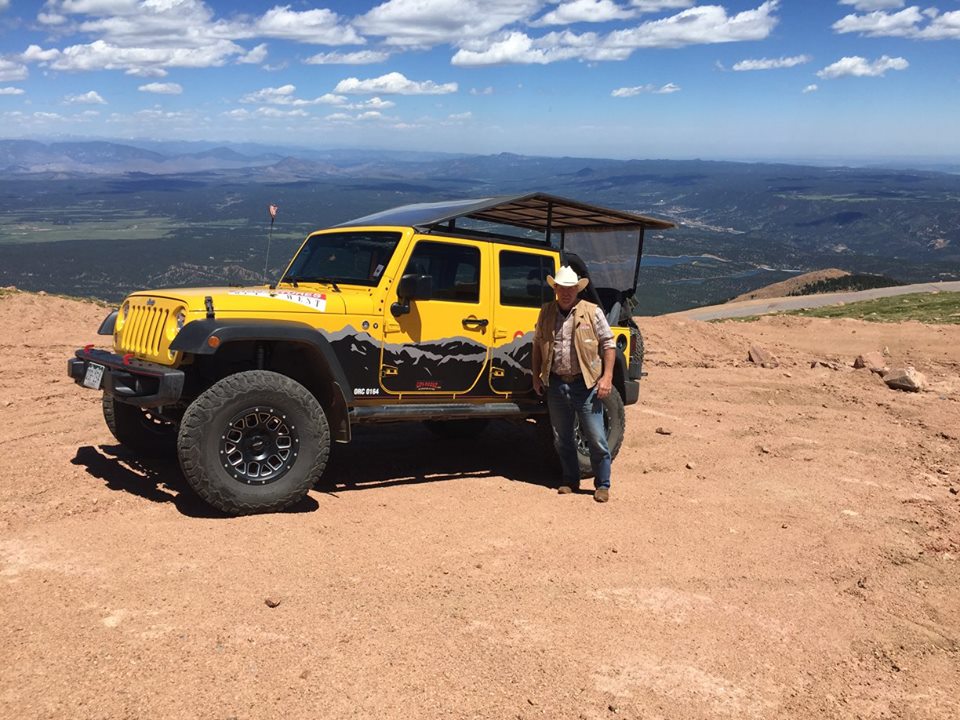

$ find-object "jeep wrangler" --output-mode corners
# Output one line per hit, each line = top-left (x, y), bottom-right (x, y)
(68, 193), (673, 514)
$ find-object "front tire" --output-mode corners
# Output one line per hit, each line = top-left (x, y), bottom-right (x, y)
(177, 371), (329, 515)
(102, 394), (176, 458)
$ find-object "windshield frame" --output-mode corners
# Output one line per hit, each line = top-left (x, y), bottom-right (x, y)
(280, 229), (404, 288)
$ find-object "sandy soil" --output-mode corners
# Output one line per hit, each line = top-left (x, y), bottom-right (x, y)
(1, 291), (958, 720)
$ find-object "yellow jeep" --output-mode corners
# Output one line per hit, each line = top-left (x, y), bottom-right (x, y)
(68, 193), (673, 514)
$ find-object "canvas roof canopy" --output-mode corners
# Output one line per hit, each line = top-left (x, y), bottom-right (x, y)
(336, 192), (675, 237)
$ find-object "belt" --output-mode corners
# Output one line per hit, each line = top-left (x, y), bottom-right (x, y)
(551, 372), (580, 383)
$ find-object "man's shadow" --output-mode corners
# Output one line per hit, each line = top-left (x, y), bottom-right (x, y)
(71, 420), (556, 517)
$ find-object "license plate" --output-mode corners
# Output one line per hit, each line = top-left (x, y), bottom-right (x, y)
(82, 362), (105, 390)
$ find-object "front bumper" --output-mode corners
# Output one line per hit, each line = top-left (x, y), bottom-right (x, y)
(68, 347), (185, 407)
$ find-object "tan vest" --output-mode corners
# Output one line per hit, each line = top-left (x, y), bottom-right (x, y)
(535, 300), (603, 388)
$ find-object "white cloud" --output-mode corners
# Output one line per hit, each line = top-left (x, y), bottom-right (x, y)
(33, 111), (64, 120)
(358, 96), (395, 109)
(38, 12), (67, 25)
(240, 84), (347, 106)
(453, 1), (780, 65)
(138, 81), (182, 94)
(356, 0), (543, 47)
(816, 55), (908, 79)
(242, 84), (297, 103)
(604, 0), (780, 49)
(23, 1), (357, 78)
(611, 82), (680, 96)
(253, 6), (363, 45)
(334, 71), (457, 95)
(470, 86), (494, 95)
(0, 86), (25, 95)
(238, 44), (268, 65)
(358, 110), (384, 120)
(21, 45), (61, 62)
(304, 50), (390, 65)
(0, 59), (28, 82)
(65, 90), (106, 104)
(732, 54), (811, 71)
(256, 107), (309, 118)
(447, 111), (472, 120)
(802, 83), (818, 93)
(222, 108), (250, 118)
(0, 0), (10, 9)
(325, 112), (353, 122)
(832, 6), (960, 38)
(125, 66), (168, 77)
(832, 6), (923, 36)
(534, 0), (635, 27)
(629, 1), (694, 11)
(838, 0), (904, 10)
(37, 39), (244, 73)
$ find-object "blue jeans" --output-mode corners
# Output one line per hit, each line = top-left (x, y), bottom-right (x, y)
(546, 376), (611, 489)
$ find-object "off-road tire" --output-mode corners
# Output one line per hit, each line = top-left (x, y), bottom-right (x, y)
(423, 418), (490, 439)
(576, 390), (625, 478)
(629, 325), (645, 378)
(537, 390), (626, 479)
(177, 370), (329, 515)
(102, 394), (176, 458)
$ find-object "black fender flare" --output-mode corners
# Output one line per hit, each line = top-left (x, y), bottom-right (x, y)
(170, 319), (354, 440)
(612, 347), (628, 399)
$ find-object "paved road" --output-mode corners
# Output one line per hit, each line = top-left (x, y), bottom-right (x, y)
(670, 280), (960, 321)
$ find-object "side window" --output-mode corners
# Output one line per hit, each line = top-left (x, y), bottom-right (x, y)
(499, 250), (554, 308)
(404, 241), (480, 303)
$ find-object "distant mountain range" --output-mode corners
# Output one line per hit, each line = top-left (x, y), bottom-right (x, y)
(1, 138), (958, 313)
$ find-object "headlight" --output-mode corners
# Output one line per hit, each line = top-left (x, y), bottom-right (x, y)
(116, 301), (129, 332)
(176, 310), (186, 331)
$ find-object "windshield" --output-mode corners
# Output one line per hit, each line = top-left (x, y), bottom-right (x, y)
(283, 231), (403, 287)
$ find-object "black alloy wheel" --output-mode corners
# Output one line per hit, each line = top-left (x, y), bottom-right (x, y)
(219, 406), (299, 485)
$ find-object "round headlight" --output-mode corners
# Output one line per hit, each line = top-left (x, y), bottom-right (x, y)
(176, 310), (186, 331)
(116, 302), (129, 332)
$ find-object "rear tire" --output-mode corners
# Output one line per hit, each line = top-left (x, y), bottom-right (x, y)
(538, 391), (626, 479)
(629, 325), (645, 379)
(102, 394), (176, 458)
(177, 370), (329, 515)
(576, 390), (625, 478)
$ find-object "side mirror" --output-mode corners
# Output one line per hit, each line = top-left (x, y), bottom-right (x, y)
(392, 273), (433, 317)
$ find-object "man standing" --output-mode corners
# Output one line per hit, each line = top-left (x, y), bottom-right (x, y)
(531, 266), (617, 502)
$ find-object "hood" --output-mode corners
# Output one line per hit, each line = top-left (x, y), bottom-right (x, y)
(126, 284), (375, 315)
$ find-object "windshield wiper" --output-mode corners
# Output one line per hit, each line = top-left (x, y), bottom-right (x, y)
(312, 277), (341, 292)
(281, 275), (340, 291)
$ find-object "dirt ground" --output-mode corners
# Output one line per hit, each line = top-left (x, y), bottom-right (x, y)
(1, 291), (958, 720)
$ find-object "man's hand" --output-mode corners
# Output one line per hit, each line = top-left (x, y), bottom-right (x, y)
(597, 346), (615, 399)
(532, 374), (544, 396)
(596, 375), (612, 399)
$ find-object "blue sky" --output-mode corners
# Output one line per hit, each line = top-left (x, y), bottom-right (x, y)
(0, 1), (958, 161)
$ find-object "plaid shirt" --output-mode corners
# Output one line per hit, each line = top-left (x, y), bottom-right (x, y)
(551, 302), (615, 377)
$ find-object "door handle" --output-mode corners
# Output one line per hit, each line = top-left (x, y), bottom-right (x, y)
(462, 318), (489, 329)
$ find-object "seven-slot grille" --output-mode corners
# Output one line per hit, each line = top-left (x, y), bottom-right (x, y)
(118, 302), (170, 356)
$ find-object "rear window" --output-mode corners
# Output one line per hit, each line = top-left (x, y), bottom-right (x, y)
(499, 250), (554, 308)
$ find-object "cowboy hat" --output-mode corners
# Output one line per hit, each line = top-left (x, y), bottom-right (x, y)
(546, 265), (589, 292)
